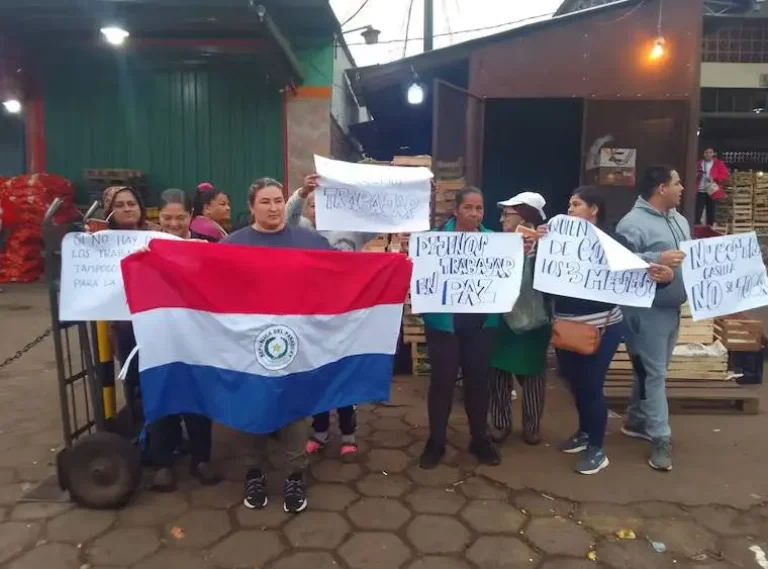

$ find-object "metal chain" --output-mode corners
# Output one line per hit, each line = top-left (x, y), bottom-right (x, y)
(0, 328), (52, 371)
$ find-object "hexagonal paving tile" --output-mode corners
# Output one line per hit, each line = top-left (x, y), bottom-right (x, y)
(10, 501), (72, 521)
(405, 487), (466, 515)
(690, 505), (762, 536)
(643, 519), (717, 557)
(357, 473), (413, 497)
(189, 481), (242, 509)
(631, 501), (690, 519)
(575, 502), (644, 535)
(284, 511), (351, 549)
(406, 465), (461, 488)
(165, 509), (231, 549)
(87, 527), (160, 566)
(367, 449), (412, 473)
(348, 498), (412, 530)
(458, 477), (507, 500)
(461, 500), (526, 534)
(46, 508), (115, 543)
(525, 517), (594, 557)
(596, 538), (678, 569)
(367, 430), (413, 449)
(307, 483), (359, 511)
(339, 532), (412, 569)
(312, 460), (364, 483)
(118, 492), (189, 526)
(375, 405), (408, 418)
(372, 417), (409, 431)
(466, 536), (539, 569)
(720, 536), (768, 568)
(538, 558), (606, 569)
(0, 469), (16, 485)
(7, 542), (80, 569)
(270, 551), (341, 569)
(406, 556), (472, 569)
(210, 530), (284, 568)
(406, 515), (471, 554)
(513, 491), (574, 517)
(133, 548), (213, 569)
(236, 504), (290, 529)
(0, 508), (6, 523)
(0, 484), (25, 506)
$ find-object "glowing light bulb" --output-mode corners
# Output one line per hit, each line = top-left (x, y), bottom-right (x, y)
(2, 99), (22, 114)
(100, 26), (130, 46)
(650, 37), (666, 60)
(407, 83), (424, 105)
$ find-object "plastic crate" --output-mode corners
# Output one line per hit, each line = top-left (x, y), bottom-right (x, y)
(729, 350), (765, 385)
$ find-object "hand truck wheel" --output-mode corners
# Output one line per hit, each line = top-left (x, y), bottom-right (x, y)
(57, 431), (141, 509)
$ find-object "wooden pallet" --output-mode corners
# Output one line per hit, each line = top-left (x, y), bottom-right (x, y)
(605, 381), (760, 414)
(393, 155), (432, 168)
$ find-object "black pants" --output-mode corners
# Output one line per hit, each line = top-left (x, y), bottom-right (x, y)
(148, 414), (213, 468)
(312, 406), (356, 436)
(695, 192), (715, 226)
(425, 327), (495, 446)
(555, 322), (623, 449)
(489, 370), (545, 435)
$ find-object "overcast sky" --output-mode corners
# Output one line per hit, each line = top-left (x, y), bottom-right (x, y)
(329, 0), (565, 67)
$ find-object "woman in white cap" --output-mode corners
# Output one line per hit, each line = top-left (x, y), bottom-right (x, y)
(489, 192), (550, 446)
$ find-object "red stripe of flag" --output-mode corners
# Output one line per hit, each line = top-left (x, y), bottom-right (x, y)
(122, 239), (413, 315)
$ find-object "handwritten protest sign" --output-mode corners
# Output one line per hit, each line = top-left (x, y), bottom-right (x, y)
(59, 230), (180, 322)
(408, 232), (524, 314)
(681, 232), (768, 321)
(314, 155), (432, 233)
(533, 215), (656, 308)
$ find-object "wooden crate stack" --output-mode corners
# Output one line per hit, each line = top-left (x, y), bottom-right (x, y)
(433, 157), (465, 229)
(605, 303), (760, 413)
(753, 173), (768, 238)
(402, 296), (429, 375)
(714, 170), (755, 235)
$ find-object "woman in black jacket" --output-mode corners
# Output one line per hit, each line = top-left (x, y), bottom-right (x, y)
(550, 187), (672, 475)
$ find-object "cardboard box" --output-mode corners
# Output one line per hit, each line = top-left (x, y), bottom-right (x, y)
(591, 148), (637, 187)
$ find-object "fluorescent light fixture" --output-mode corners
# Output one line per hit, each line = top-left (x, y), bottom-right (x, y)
(100, 26), (130, 46)
(3, 99), (22, 114)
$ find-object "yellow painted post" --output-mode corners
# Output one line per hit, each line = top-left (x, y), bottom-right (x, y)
(96, 321), (116, 419)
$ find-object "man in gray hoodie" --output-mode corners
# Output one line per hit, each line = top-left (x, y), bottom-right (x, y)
(285, 174), (380, 457)
(616, 165), (690, 472)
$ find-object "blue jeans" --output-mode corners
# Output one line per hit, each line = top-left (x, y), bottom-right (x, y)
(622, 307), (680, 441)
(556, 321), (624, 449)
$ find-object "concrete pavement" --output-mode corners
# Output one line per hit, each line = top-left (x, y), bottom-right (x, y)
(1, 283), (768, 569)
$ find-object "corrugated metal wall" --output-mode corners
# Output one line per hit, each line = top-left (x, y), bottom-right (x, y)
(43, 58), (284, 220)
(0, 113), (24, 177)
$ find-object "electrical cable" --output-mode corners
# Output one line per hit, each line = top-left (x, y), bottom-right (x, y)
(346, 11), (555, 46)
(402, 0), (416, 58)
(341, 0), (372, 27)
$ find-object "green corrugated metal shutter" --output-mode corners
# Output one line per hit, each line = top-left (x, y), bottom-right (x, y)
(43, 57), (283, 222)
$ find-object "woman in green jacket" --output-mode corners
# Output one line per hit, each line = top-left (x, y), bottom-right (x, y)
(489, 192), (551, 446)
(419, 187), (501, 470)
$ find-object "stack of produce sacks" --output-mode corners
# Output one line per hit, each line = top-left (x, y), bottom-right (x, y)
(0, 174), (79, 283)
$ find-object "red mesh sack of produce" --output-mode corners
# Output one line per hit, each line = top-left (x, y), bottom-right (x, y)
(0, 227), (43, 283)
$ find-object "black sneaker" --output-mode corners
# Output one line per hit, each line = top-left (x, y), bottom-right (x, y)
(283, 473), (308, 514)
(243, 469), (268, 509)
(469, 437), (501, 466)
(419, 439), (446, 470)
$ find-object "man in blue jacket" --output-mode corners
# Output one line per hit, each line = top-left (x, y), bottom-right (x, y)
(616, 165), (691, 472)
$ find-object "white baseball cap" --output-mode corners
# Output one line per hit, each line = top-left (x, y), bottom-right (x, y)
(497, 191), (547, 221)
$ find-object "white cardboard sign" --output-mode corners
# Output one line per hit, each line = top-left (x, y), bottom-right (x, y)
(533, 215), (656, 308)
(408, 232), (525, 314)
(681, 232), (768, 321)
(59, 230), (180, 322)
(314, 155), (432, 233)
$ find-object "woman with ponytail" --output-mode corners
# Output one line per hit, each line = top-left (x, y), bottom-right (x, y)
(190, 182), (231, 242)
